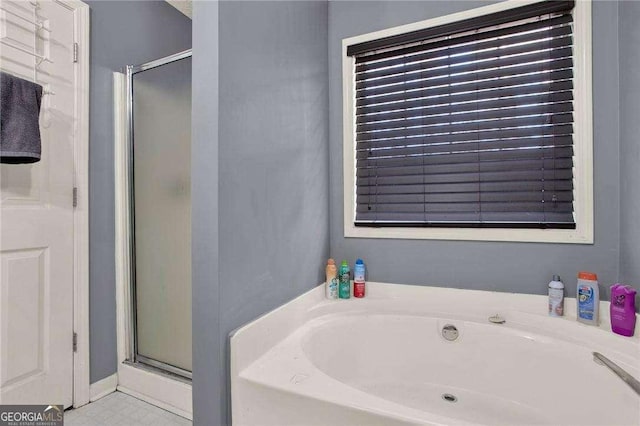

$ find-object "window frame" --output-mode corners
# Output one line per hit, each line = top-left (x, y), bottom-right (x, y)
(342, 0), (593, 244)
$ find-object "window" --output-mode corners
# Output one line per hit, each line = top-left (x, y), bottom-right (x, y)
(342, 0), (592, 243)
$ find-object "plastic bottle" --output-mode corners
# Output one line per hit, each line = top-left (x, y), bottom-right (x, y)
(353, 259), (366, 298)
(548, 275), (564, 317)
(610, 284), (637, 337)
(325, 259), (338, 300)
(576, 272), (599, 325)
(338, 260), (351, 299)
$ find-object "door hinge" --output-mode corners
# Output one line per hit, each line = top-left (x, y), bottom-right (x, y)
(73, 332), (78, 352)
(72, 187), (78, 208)
(73, 43), (78, 63)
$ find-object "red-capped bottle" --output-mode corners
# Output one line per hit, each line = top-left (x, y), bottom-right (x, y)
(353, 259), (366, 298)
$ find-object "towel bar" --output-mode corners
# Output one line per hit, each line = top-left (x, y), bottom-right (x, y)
(0, 70), (55, 95)
(0, 40), (53, 64)
(0, 6), (51, 32)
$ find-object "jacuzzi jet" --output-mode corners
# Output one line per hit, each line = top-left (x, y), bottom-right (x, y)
(442, 393), (458, 403)
(441, 324), (459, 341)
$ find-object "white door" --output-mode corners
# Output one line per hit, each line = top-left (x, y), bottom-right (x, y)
(0, 0), (77, 408)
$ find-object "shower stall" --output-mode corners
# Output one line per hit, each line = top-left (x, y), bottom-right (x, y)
(114, 49), (193, 416)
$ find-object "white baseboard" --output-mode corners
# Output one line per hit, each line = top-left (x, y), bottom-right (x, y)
(89, 373), (118, 402)
(117, 363), (192, 420)
(117, 385), (192, 420)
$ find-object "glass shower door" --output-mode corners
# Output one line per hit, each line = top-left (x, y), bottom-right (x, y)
(129, 51), (192, 377)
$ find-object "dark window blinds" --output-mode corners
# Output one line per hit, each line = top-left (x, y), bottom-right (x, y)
(349, 1), (576, 229)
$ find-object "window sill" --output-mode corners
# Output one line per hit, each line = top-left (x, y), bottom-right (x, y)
(344, 223), (593, 244)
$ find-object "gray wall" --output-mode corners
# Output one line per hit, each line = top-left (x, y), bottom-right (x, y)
(192, 0), (222, 425)
(328, 1), (620, 299)
(192, 1), (329, 424)
(87, 0), (192, 383)
(618, 1), (640, 288)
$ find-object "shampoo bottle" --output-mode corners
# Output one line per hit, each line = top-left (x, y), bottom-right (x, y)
(577, 272), (599, 325)
(338, 260), (351, 299)
(325, 259), (338, 300)
(548, 275), (564, 317)
(610, 284), (637, 337)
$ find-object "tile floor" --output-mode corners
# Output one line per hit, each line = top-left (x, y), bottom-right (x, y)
(64, 391), (191, 426)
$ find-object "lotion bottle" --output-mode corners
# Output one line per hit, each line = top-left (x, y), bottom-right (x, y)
(548, 275), (564, 317)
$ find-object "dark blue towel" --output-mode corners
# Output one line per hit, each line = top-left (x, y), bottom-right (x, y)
(1, 72), (43, 164)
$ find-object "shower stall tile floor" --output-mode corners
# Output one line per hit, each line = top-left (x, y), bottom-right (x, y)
(65, 391), (191, 426)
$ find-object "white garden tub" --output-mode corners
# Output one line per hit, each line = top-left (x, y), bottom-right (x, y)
(231, 282), (640, 425)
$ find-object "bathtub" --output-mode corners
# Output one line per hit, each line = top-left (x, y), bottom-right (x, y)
(231, 282), (640, 425)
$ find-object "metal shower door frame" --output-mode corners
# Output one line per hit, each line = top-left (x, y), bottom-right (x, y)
(124, 49), (193, 381)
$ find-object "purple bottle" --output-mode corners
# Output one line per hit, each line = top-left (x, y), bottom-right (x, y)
(610, 284), (637, 337)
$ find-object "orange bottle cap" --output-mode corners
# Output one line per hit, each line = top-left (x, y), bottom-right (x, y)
(327, 258), (335, 265)
(578, 271), (598, 281)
